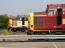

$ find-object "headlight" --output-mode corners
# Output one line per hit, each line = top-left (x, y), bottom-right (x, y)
(31, 25), (33, 28)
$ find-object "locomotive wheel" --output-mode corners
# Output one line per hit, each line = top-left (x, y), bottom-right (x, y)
(55, 31), (64, 35)
(34, 31), (49, 35)
(27, 32), (34, 35)
(11, 28), (17, 32)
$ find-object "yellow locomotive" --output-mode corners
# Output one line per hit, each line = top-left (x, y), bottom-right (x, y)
(8, 16), (28, 32)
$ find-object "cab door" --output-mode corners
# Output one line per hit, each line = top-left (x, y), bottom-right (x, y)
(57, 9), (62, 26)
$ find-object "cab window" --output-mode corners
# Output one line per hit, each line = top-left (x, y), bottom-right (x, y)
(48, 10), (56, 16)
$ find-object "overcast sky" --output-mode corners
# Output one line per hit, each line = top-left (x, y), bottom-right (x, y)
(0, 0), (65, 16)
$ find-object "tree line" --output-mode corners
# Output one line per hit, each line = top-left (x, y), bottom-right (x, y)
(0, 14), (9, 29)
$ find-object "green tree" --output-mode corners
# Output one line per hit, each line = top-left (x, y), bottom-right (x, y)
(0, 14), (9, 29)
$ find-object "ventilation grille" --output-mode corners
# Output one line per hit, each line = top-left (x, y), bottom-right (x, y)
(39, 17), (45, 27)
(34, 17), (45, 27)
(34, 17), (38, 25)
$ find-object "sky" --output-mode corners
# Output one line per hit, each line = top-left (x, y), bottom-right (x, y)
(0, 0), (65, 16)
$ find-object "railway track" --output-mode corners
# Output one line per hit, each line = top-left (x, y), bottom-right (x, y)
(0, 35), (64, 42)
(0, 35), (65, 39)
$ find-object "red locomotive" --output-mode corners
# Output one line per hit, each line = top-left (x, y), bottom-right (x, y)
(28, 4), (65, 35)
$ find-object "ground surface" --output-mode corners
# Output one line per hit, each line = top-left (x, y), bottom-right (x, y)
(0, 42), (65, 48)
(0, 30), (65, 48)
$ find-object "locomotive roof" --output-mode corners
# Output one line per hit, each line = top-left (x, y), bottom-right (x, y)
(48, 4), (65, 9)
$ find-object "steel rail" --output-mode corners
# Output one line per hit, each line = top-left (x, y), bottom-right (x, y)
(0, 35), (65, 39)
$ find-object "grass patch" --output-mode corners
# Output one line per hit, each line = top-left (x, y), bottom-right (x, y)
(0, 29), (9, 35)
(0, 29), (27, 35)
(8, 32), (27, 35)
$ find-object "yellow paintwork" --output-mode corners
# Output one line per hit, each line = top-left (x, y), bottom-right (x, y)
(28, 16), (30, 29)
(8, 18), (12, 27)
(28, 13), (34, 30)
(31, 30), (65, 31)
(62, 19), (65, 24)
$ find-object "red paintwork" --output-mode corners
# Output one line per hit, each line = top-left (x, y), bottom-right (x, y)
(34, 4), (65, 31)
